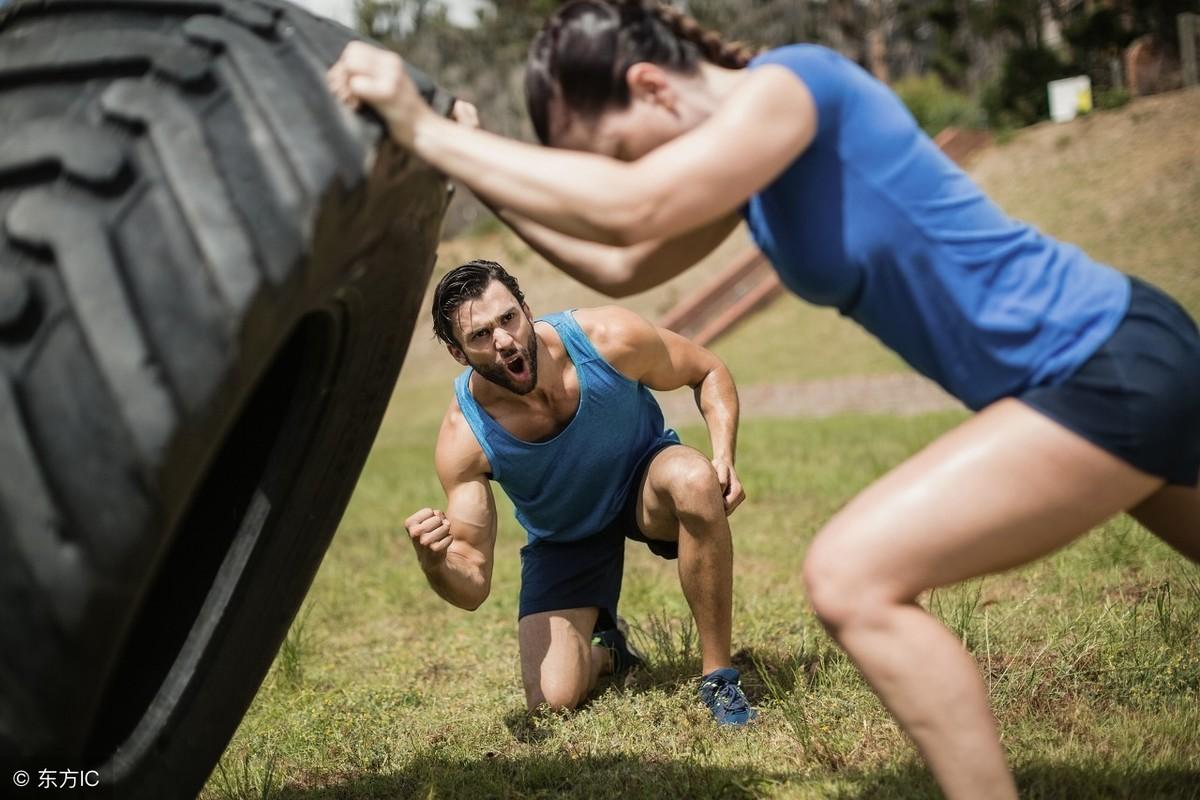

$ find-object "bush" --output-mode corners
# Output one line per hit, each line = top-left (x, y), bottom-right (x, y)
(982, 45), (1076, 128)
(1095, 87), (1132, 110)
(894, 72), (983, 136)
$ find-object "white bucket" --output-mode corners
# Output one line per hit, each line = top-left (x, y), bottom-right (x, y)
(1047, 76), (1094, 123)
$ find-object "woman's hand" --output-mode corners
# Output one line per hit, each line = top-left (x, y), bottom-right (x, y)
(451, 99), (480, 130)
(327, 42), (430, 146)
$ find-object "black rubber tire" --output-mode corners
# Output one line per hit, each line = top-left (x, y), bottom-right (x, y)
(0, 1), (451, 796)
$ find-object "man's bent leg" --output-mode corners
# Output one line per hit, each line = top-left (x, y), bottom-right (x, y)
(518, 607), (610, 712)
(636, 446), (734, 675)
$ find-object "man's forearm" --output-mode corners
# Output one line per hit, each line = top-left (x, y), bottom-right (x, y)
(695, 366), (739, 463)
(422, 556), (489, 611)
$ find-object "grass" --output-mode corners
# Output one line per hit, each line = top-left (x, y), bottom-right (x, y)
(710, 299), (909, 387)
(201, 89), (1200, 799)
(203, 413), (1200, 800)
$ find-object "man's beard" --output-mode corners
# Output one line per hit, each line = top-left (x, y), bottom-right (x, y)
(470, 328), (539, 396)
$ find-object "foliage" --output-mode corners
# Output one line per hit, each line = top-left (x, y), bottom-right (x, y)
(684, 0), (821, 48)
(1094, 86), (1132, 110)
(982, 45), (1073, 128)
(1129, 0), (1200, 53)
(1061, 6), (1137, 56)
(893, 72), (982, 136)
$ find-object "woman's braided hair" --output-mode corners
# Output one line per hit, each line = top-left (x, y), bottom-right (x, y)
(525, 0), (757, 144)
(650, 2), (754, 70)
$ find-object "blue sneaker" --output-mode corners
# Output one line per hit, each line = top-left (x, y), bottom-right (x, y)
(699, 667), (757, 726)
(592, 617), (644, 676)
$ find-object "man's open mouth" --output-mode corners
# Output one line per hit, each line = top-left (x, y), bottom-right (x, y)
(504, 354), (527, 377)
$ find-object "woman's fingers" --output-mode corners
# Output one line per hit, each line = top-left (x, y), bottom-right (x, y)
(333, 42), (403, 102)
(337, 40), (389, 72)
(451, 99), (480, 129)
(325, 61), (360, 109)
(328, 42), (427, 144)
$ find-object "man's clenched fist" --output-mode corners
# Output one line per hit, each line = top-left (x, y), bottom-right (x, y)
(405, 507), (452, 569)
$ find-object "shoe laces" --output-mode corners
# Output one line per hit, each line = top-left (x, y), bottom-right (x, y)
(703, 677), (749, 713)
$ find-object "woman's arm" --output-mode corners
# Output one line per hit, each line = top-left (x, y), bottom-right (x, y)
(446, 99), (741, 296)
(494, 206), (741, 297)
(329, 43), (815, 246)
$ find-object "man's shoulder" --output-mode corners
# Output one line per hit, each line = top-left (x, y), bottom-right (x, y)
(571, 305), (653, 353)
(441, 394), (482, 446)
(436, 395), (491, 479)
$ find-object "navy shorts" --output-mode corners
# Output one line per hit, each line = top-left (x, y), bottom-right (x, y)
(518, 441), (680, 633)
(1019, 276), (1200, 486)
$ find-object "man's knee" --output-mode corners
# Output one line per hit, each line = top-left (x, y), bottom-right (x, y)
(518, 608), (599, 713)
(526, 670), (588, 713)
(660, 451), (723, 517)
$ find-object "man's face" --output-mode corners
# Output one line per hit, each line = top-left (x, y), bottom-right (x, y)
(450, 280), (538, 396)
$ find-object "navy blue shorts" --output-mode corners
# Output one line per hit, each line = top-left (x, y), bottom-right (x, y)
(1019, 276), (1200, 486)
(518, 441), (680, 632)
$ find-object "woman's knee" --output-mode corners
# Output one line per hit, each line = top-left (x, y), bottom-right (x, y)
(802, 532), (909, 633)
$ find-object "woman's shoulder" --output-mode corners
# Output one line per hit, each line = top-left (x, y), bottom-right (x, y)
(750, 43), (851, 72)
(749, 44), (864, 116)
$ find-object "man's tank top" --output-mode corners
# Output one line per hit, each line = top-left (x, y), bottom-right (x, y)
(454, 310), (679, 542)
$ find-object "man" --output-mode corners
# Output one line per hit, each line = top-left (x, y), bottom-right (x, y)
(404, 259), (755, 725)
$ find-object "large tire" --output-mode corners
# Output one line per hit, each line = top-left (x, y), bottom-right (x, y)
(0, 1), (451, 796)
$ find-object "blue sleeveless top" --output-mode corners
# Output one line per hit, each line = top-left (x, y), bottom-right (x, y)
(454, 310), (680, 543)
(743, 45), (1131, 410)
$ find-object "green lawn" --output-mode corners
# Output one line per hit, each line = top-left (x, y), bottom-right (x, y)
(203, 413), (1199, 800)
(711, 299), (909, 386)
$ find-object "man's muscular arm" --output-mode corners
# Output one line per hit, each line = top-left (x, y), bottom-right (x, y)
(405, 399), (498, 611)
(575, 306), (744, 514)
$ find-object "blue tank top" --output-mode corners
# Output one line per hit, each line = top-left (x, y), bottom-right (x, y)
(454, 310), (680, 543)
(743, 45), (1131, 411)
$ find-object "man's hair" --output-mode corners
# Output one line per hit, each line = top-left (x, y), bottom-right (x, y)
(432, 260), (527, 347)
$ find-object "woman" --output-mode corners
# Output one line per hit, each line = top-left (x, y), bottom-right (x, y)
(328, 2), (1200, 796)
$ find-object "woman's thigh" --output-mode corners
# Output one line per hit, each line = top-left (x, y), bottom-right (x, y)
(1129, 483), (1200, 563)
(804, 398), (1165, 607)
